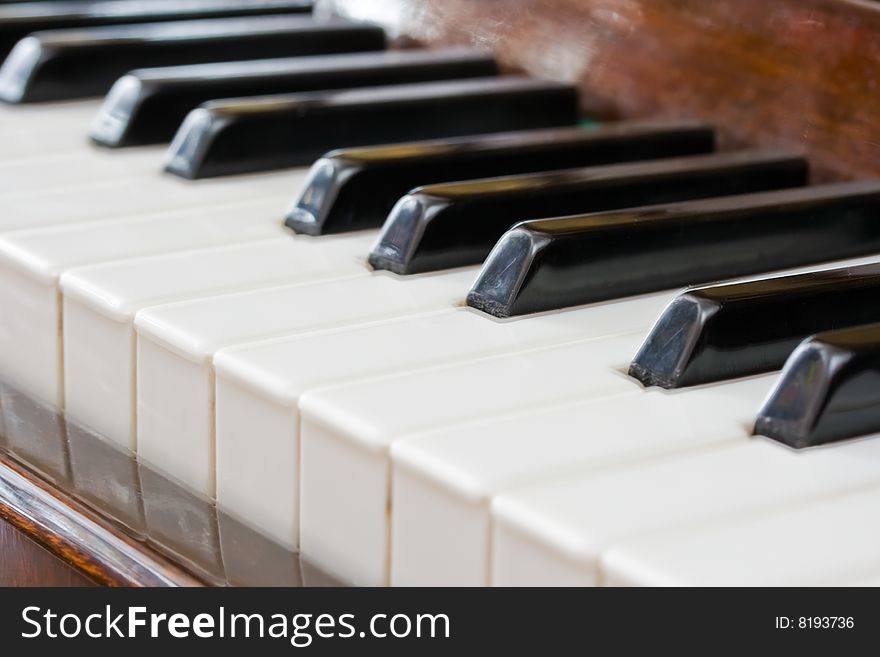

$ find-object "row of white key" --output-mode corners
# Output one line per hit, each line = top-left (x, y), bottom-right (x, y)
(4, 98), (880, 588)
(0, 100), (108, 159)
(304, 342), (880, 586)
(209, 293), (672, 551)
(133, 266), (479, 494)
(390, 375), (772, 586)
(602, 484), (880, 586)
(0, 167), (302, 231)
(11, 186), (880, 587)
(200, 252), (880, 584)
(0, 100), (104, 134)
(0, 168), (320, 409)
(492, 436), (880, 586)
(0, 95), (319, 412)
(0, 148), (163, 196)
(59, 231), (379, 445)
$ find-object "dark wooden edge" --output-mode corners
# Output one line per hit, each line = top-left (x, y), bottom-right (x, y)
(324, 0), (880, 183)
(0, 452), (204, 587)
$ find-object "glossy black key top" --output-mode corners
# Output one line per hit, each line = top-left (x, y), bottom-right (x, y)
(286, 120), (716, 235)
(370, 150), (806, 275)
(91, 48), (499, 147)
(630, 264), (880, 389)
(0, 16), (385, 103)
(164, 76), (579, 179)
(0, 0), (314, 60)
(755, 324), (880, 448)
(467, 180), (880, 318)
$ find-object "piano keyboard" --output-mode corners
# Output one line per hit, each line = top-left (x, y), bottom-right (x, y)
(2, 1), (880, 588)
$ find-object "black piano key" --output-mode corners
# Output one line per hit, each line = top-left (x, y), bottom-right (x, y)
(369, 150), (806, 275)
(466, 180), (880, 318)
(164, 76), (580, 179)
(286, 120), (716, 236)
(0, 16), (385, 103)
(629, 264), (880, 389)
(0, 0), (314, 60)
(754, 324), (880, 448)
(91, 48), (499, 147)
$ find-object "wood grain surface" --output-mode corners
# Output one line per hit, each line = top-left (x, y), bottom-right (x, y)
(0, 520), (95, 587)
(325, 0), (880, 182)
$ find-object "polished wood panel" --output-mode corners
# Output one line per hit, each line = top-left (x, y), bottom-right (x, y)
(326, 0), (880, 182)
(0, 519), (95, 586)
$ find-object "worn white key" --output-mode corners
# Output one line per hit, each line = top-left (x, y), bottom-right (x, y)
(0, 100), (105, 159)
(1, 132), (119, 162)
(0, 168), (300, 232)
(211, 249), (880, 557)
(0, 148), (165, 196)
(59, 232), (376, 448)
(213, 292), (671, 549)
(135, 268), (478, 499)
(849, 572), (880, 587)
(490, 434), (880, 586)
(0, 100), (103, 135)
(0, 195), (297, 407)
(390, 375), (773, 586)
(297, 333), (644, 586)
(603, 483), (880, 586)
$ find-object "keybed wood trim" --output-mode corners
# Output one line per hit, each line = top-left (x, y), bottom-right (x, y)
(0, 519), (96, 587)
(325, 0), (880, 182)
(0, 453), (203, 587)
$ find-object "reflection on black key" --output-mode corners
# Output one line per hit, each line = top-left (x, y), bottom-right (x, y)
(755, 324), (880, 448)
(91, 48), (499, 147)
(287, 120), (716, 235)
(0, 16), (385, 103)
(370, 150), (806, 275)
(0, 0), (314, 60)
(630, 265), (880, 389)
(165, 76), (579, 179)
(467, 180), (880, 317)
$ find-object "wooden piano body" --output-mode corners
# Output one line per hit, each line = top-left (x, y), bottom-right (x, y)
(3, 0), (880, 586)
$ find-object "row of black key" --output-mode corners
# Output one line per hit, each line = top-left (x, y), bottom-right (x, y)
(163, 76), (581, 178)
(0, 0), (314, 59)
(3, 9), (880, 449)
(0, 15), (385, 102)
(91, 48), (501, 147)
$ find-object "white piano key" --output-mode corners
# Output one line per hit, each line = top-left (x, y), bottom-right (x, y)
(389, 375), (773, 586)
(1, 129), (92, 160)
(213, 292), (671, 549)
(0, 196), (294, 407)
(0, 261), (63, 407)
(490, 434), (880, 586)
(0, 100), (103, 135)
(0, 119), (115, 161)
(602, 483), (880, 586)
(0, 147), (164, 196)
(135, 268), (478, 499)
(850, 573), (880, 587)
(59, 232), (376, 449)
(297, 332), (645, 586)
(0, 168), (301, 232)
(0, 100), (105, 158)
